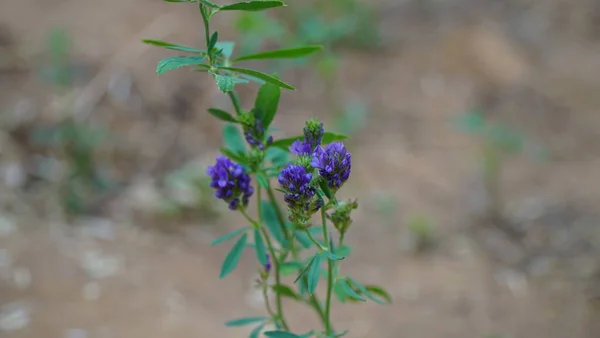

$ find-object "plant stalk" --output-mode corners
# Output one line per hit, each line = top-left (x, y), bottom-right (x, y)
(321, 207), (334, 335)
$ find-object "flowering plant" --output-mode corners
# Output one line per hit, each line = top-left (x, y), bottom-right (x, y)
(145, 1), (391, 337)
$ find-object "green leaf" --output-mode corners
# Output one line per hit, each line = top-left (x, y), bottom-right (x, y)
(265, 147), (288, 167)
(142, 39), (204, 53)
(321, 132), (348, 144)
(218, 67), (295, 90)
(327, 330), (349, 338)
(340, 278), (365, 301)
(455, 109), (486, 133)
(271, 284), (301, 300)
(364, 285), (393, 304)
(253, 79), (280, 128)
(294, 256), (315, 284)
(220, 147), (248, 165)
(280, 261), (303, 276)
(220, 1), (285, 12)
(294, 231), (312, 249)
(270, 132), (348, 151)
(219, 233), (248, 278)
(250, 324), (265, 338)
(347, 277), (386, 304)
(323, 250), (345, 261)
(208, 31), (219, 52)
(215, 74), (236, 93)
(318, 179), (334, 201)
(307, 253), (322, 294)
(208, 108), (238, 122)
(223, 124), (247, 154)
(260, 201), (287, 247)
(333, 279), (348, 302)
(255, 172), (270, 189)
(156, 56), (207, 74)
(264, 330), (302, 338)
(210, 226), (249, 246)
(215, 41), (235, 58)
(225, 316), (267, 327)
(253, 229), (267, 266)
(234, 46), (322, 62)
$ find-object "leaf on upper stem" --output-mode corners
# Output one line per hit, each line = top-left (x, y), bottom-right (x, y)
(220, 1), (285, 12)
(218, 66), (295, 90)
(142, 39), (204, 53)
(156, 56), (208, 74)
(253, 78), (280, 129)
(208, 108), (238, 123)
(233, 45), (322, 62)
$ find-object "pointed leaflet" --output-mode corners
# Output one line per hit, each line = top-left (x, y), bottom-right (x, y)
(340, 278), (365, 302)
(208, 31), (219, 52)
(210, 226), (249, 246)
(307, 252), (322, 294)
(234, 46), (322, 62)
(255, 171), (270, 189)
(364, 285), (393, 304)
(220, 1), (284, 12)
(223, 124), (247, 154)
(271, 284), (301, 301)
(347, 277), (386, 304)
(219, 233), (248, 278)
(253, 78), (280, 129)
(142, 39), (204, 53)
(253, 229), (267, 266)
(264, 331), (302, 338)
(207, 108), (237, 123)
(225, 316), (267, 327)
(250, 324), (265, 338)
(260, 200), (287, 247)
(218, 67), (294, 90)
(156, 56), (207, 74)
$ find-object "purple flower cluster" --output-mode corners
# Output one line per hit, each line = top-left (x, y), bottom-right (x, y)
(264, 254), (271, 273)
(278, 164), (322, 214)
(289, 120), (324, 156)
(311, 142), (351, 191)
(206, 156), (253, 210)
(244, 119), (273, 150)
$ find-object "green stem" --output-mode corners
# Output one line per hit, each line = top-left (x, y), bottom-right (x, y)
(239, 206), (290, 331)
(259, 225), (289, 331)
(228, 91), (243, 116)
(199, 5), (211, 50)
(322, 208), (334, 336)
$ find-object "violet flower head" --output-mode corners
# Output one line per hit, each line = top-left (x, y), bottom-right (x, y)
(289, 119), (324, 156)
(206, 156), (254, 210)
(278, 163), (322, 218)
(311, 142), (352, 191)
(244, 119), (272, 150)
(264, 254), (271, 273)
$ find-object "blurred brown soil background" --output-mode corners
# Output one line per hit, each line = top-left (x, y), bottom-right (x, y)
(1, 0), (600, 337)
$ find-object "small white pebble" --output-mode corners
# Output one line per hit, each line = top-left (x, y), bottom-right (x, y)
(65, 328), (88, 338)
(12, 267), (31, 290)
(0, 306), (30, 332)
(82, 282), (101, 301)
(0, 216), (16, 237)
